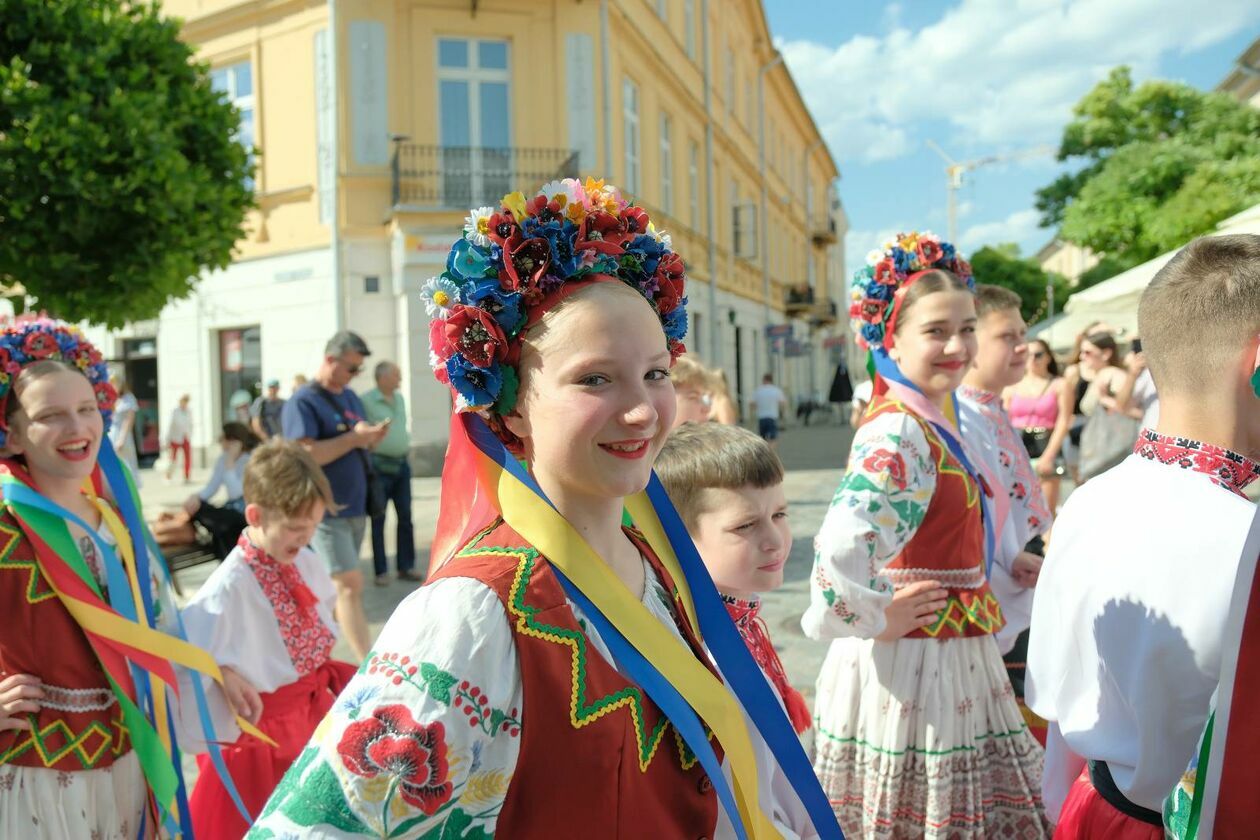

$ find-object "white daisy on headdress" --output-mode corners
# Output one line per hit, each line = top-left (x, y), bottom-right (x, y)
(420, 275), (460, 318)
(865, 249), (886, 266)
(647, 223), (673, 251)
(463, 207), (496, 248)
(537, 179), (585, 209)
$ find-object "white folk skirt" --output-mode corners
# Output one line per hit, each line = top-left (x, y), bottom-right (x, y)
(813, 634), (1051, 839)
(0, 750), (149, 840)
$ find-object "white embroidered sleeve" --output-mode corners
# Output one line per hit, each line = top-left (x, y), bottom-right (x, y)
(249, 577), (523, 838)
(801, 411), (936, 640)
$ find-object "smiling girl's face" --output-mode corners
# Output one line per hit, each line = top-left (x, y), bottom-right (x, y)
(504, 282), (678, 508)
(7, 365), (104, 485)
(888, 288), (978, 404)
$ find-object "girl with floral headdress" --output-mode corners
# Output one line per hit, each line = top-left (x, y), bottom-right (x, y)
(801, 235), (1051, 838)
(253, 179), (839, 839)
(0, 319), (259, 838)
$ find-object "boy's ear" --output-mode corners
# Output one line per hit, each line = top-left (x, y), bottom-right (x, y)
(244, 502), (264, 528)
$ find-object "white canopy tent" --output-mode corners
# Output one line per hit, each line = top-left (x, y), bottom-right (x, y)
(1030, 203), (1260, 353)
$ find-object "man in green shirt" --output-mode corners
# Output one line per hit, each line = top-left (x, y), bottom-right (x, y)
(362, 360), (420, 585)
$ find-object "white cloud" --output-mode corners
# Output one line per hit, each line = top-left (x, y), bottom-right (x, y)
(958, 208), (1042, 253)
(780, 0), (1260, 165)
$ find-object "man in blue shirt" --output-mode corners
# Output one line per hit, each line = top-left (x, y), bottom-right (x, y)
(281, 330), (388, 660)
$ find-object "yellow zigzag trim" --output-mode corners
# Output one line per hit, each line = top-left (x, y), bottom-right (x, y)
(0, 520), (52, 604)
(920, 591), (1004, 637)
(0, 712), (127, 769)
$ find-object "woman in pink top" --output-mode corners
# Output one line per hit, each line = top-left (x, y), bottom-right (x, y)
(1005, 338), (1069, 521)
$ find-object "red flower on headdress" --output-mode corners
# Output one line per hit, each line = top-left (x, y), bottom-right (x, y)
(502, 236), (552, 296)
(526, 195), (565, 221)
(873, 259), (898, 286)
(429, 319), (455, 364)
(859, 298), (887, 324)
(580, 211), (630, 253)
(337, 705), (453, 816)
(916, 238), (943, 266)
(654, 252), (686, 314)
(22, 331), (59, 360)
(94, 381), (118, 412)
(487, 212), (519, 247)
(620, 206), (650, 236)
(953, 257), (973, 279)
(443, 306), (508, 368)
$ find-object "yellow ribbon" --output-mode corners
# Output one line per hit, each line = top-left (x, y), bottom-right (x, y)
(488, 466), (777, 837)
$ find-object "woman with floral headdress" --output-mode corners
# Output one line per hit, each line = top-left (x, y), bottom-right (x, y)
(0, 320), (259, 838)
(801, 235), (1050, 838)
(253, 179), (839, 839)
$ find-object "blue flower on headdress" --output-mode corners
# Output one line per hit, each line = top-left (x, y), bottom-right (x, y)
(861, 322), (883, 345)
(891, 247), (914, 274)
(445, 354), (503, 408)
(662, 299), (688, 342)
(464, 278), (526, 337)
(447, 238), (496, 283)
(620, 234), (665, 291)
(939, 241), (956, 262)
(526, 218), (583, 279)
(865, 280), (894, 302)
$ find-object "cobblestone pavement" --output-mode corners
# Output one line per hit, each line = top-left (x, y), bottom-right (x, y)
(143, 418), (857, 709)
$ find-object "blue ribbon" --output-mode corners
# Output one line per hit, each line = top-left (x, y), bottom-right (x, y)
(465, 416), (843, 839)
(871, 347), (997, 575)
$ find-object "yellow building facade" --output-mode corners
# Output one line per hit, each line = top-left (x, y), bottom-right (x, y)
(101, 0), (845, 468)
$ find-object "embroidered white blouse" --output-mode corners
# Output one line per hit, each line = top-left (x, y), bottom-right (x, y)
(250, 557), (818, 839)
(801, 409), (937, 641)
(1027, 442), (1258, 818)
(178, 544), (339, 749)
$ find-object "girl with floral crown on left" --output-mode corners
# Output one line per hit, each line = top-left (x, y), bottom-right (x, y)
(0, 319), (263, 838)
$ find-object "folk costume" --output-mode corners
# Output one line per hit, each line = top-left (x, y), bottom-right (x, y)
(253, 179), (840, 839)
(957, 383), (1053, 743)
(0, 319), (264, 838)
(180, 532), (356, 839)
(1027, 430), (1259, 837)
(803, 234), (1050, 839)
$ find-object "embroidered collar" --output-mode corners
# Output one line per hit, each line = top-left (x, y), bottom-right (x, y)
(720, 593), (762, 626)
(1134, 429), (1260, 498)
(238, 532), (335, 676)
(719, 593), (811, 734)
(957, 384), (1000, 406)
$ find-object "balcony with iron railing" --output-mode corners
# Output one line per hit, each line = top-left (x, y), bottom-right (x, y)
(811, 215), (838, 245)
(784, 284), (838, 325)
(390, 144), (579, 210)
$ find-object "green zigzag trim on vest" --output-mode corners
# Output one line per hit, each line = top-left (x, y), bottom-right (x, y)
(455, 541), (679, 774)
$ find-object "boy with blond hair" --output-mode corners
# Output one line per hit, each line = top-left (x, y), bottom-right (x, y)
(1028, 234), (1260, 838)
(957, 283), (1052, 740)
(656, 422), (811, 734)
(180, 439), (358, 838)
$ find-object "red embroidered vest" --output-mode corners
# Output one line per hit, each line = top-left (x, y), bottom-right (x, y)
(868, 396), (1004, 639)
(0, 510), (130, 771)
(429, 520), (720, 838)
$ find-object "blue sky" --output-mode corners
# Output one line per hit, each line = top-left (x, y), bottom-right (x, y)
(761, 0), (1260, 276)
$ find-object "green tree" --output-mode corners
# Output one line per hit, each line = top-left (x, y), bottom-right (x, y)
(0, 0), (254, 327)
(968, 244), (1070, 324)
(1034, 67), (1260, 269)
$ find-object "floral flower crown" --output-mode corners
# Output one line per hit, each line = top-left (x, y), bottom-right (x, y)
(849, 230), (974, 350)
(424, 177), (688, 418)
(0, 318), (117, 447)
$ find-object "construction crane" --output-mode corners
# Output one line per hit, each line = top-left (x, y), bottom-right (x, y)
(925, 140), (1057, 244)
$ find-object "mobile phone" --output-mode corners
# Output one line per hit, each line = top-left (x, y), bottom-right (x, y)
(1131, 338), (1142, 354)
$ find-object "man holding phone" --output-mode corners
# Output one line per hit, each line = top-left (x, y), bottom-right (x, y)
(282, 330), (389, 661)
(362, 360), (420, 586)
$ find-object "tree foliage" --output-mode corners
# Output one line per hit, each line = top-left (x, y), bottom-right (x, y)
(0, 0), (254, 327)
(1034, 67), (1260, 267)
(968, 244), (1070, 324)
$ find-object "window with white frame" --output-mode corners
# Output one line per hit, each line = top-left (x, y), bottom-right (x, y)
(684, 0), (696, 60)
(659, 112), (673, 214)
(210, 61), (255, 189)
(437, 38), (512, 206)
(623, 77), (641, 195)
(688, 140), (700, 228)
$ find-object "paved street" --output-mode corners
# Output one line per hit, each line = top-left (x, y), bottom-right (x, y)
(142, 416), (857, 705)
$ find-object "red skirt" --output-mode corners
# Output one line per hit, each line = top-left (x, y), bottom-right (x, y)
(1054, 769), (1163, 840)
(190, 658), (357, 840)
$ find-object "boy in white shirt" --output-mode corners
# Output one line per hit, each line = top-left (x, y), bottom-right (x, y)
(1027, 233), (1260, 837)
(180, 439), (357, 837)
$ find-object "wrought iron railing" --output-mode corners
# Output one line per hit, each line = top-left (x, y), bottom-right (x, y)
(391, 144), (579, 209)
